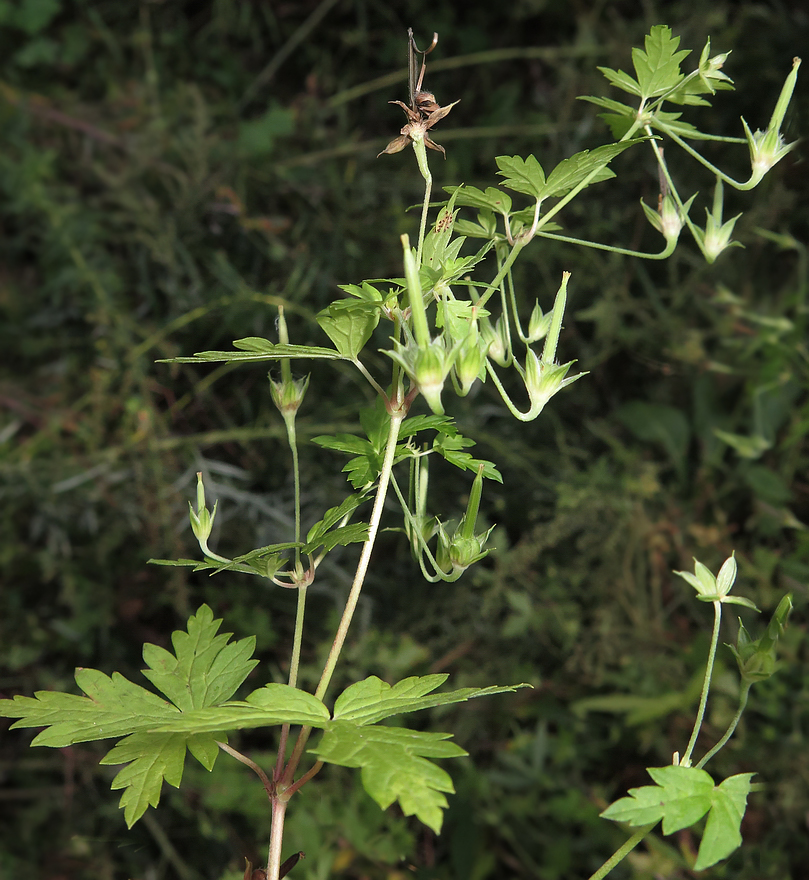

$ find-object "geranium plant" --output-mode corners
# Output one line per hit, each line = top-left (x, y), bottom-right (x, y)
(1, 25), (798, 880)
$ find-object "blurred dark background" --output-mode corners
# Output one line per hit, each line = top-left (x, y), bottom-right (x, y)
(0, 1), (807, 878)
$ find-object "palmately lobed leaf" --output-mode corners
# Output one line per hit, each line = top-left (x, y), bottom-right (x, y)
(311, 721), (467, 834)
(0, 606), (330, 827)
(601, 765), (755, 870)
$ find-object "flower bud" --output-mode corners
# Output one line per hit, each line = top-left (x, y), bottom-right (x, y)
(691, 179), (743, 264)
(697, 39), (733, 94)
(640, 194), (694, 246)
(526, 300), (552, 343)
(742, 57), (800, 186)
(454, 325), (486, 395)
(189, 472), (218, 557)
(270, 372), (310, 416)
(480, 315), (510, 367)
(728, 594), (793, 684)
(523, 348), (581, 419)
(447, 532), (487, 571)
(412, 343), (451, 414)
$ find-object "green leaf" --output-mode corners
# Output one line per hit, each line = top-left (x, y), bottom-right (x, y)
(495, 154), (546, 199)
(148, 557), (214, 569)
(577, 96), (638, 138)
(713, 429), (772, 459)
(398, 413), (457, 441)
(0, 668), (180, 746)
(433, 433), (502, 483)
(496, 142), (644, 202)
(316, 300), (382, 359)
(237, 105), (294, 157)
(597, 64), (643, 97)
(303, 522), (369, 554)
(158, 341), (344, 364)
(332, 675), (528, 726)
(616, 401), (690, 480)
(310, 434), (381, 490)
(310, 720), (466, 834)
(601, 766), (754, 870)
(12, 0), (61, 35)
(444, 185), (512, 215)
(695, 774), (755, 870)
(337, 281), (385, 302)
(601, 765), (713, 830)
(311, 676), (528, 831)
(141, 604), (258, 711)
(101, 732), (189, 828)
(149, 684), (330, 734)
(577, 95), (636, 117)
(542, 140), (646, 197)
(0, 606), (329, 827)
(311, 434), (373, 456)
(360, 397), (393, 451)
(304, 494), (367, 547)
(631, 26), (690, 101)
(453, 210), (499, 240)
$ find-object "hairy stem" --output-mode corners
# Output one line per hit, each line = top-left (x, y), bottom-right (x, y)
(267, 797), (288, 880)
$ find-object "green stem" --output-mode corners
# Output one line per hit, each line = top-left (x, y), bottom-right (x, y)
(587, 823), (658, 880)
(696, 681), (752, 770)
(534, 229), (677, 260)
(483, 360), (535, 422)
(412, 137), (432, 267)
(314, 406), (405, 699)
(281, 406), (407, 784)
(647, 133), (707, 256)
(682, 600), (722, 766)
(476, 240), (525, 310)
(389, 471), (455, 582)
(275, 353), (307, 781)
(352, 357), (387, 397)
(659, 126), (757, 190)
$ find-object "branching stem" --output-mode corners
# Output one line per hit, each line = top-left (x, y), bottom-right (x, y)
(279, 406), (407, 790)
(696, 681), (752, 769)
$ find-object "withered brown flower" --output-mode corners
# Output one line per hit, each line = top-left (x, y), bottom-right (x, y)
(378, 98), (460, 158)
(378, 29), (459, 158)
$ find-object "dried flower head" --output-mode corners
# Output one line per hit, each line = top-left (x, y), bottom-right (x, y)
(378, 29), (459, 158)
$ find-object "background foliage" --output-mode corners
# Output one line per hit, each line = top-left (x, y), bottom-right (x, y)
(0, 1), (806, 879)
